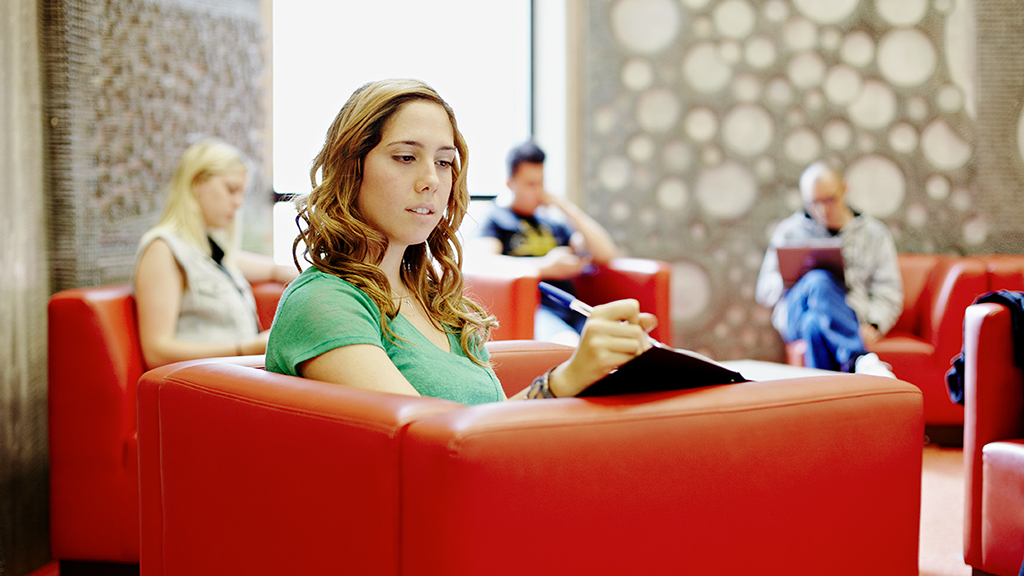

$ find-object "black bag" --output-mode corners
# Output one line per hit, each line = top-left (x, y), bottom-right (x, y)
(946, 290), (1024, 405)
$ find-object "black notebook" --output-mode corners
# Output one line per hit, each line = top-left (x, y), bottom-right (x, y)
(578, 344), (747, 397)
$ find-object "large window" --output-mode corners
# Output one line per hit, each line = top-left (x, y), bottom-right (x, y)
(272, 1), (533, 262)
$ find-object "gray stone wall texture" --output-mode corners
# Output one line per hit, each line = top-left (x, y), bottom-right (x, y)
(580, 0), (1024, 361)
(43, 0), (270, 291)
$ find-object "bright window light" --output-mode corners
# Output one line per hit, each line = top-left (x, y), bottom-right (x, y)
(272, 1), (532, 264)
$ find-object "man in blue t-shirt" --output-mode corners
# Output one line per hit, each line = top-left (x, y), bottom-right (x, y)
(468, 141), (617, 344)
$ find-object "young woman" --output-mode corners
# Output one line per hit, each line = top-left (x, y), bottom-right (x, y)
(266, 79), (656, 403)
(134, 138), (296, 368)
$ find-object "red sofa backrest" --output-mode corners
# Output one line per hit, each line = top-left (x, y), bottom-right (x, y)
(48, 284), (145, 560)
(574, 257), (673, 346)
(984, 254), (1024, 292)
(48, 281), (288, 563)
(891, 253), (941, 335)
(890, 254), (988, 353)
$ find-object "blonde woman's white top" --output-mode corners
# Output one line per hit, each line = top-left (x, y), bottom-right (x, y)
(136, 231), (260, 343)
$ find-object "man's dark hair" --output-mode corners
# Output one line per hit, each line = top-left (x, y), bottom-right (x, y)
(507, 140), (545, 178)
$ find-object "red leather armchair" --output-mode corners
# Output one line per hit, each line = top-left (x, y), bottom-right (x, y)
(464, 257), (673, 346)
(137, 342), (923, 576)
(962, 302), (1024, 576)
(787, 254), (989, 427)
(870, 254), (988, 427)
(47, 281), (284, 565)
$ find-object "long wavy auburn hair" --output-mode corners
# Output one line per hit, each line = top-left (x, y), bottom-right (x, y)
(292, 79), (496, 365)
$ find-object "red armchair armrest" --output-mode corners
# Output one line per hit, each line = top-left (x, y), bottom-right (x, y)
(464, 257), (673, 346)
(401, 375), (923, 575)
(575, 257), (673, 346)
(962, 302), (1024, 573)
(138, 345), (922, 575)
(463, 262), (540, 341)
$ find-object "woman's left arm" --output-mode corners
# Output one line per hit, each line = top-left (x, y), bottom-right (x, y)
(235, 251), (300, 285)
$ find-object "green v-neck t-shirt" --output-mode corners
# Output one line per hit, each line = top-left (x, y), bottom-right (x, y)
(265, 267), (504, 405)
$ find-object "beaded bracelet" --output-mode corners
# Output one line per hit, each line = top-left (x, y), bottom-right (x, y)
(526, 366), (557, 399)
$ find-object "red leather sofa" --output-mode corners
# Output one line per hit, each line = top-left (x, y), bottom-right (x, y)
(137, 341), (923, 576)
(45, 263), (657, 565)
(962, 301), (1024, 576)
(464, 257), (673, 346)
(786, 254), (1024, 428)
(47, 282), (284, 565)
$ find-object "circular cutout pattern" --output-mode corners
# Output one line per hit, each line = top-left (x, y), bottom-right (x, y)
(888, 122), (919, 154)
(937, 85), (964, 114)
(824, 119), (853, 149)
(820, 27), (842, 51)
(681, 0), (711, 10)
(754, 156), (776, 181)
(594, 106), (617, 135)
(683, 42), (733, 93)
(925, 174), (951, 200)
(744, 36), (777, 69)
(598, 156), (632, 192)
(671, 261), (711, 323)
(945, 0), (976, 118)
(847, 80), (897, 130)
(695, 160), (758, 219)
(656, 177), (689, 210)
(637, 88), (681, 133)
(840, 31), (875, 68)
(787, 51), (827, 89)
(685, 107), (718, 141)
(906, 96), (929, 121)
(622, 58), (655, 91)
(784, 17), (818, 51)
(906, 203), (928, 228)
(876, 0), (927, 26)
(722, 104), (774, 156)
(763, 0), (789, 22)
(824, 65), (863, 106)
(732, 73), (762, 102)
(610, 0), (681, 54)
(662, 141), (692, 172)
(877, 28), (936, 87)
(1019, 109), (1024, 169)
(784, 128), (822, 165)
(714, 0), (756, 39)
(921, 120), (972, 170)
(766, 78), (794, 107)
(845, 154), (906, 218)
(610, 199), (632, 221)
(793, 0), (859, 24)
(718, 41), (742, 64)
(627, 134), (656, 163)
(963, 217), (988, 246)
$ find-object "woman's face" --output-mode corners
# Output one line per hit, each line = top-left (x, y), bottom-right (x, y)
(194, 171), (247, 230)
(357, 100), (455, 254)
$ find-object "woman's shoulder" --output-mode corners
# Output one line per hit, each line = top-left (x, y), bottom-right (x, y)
(138, 228), (198, 260)
(281, 267), (377, 310)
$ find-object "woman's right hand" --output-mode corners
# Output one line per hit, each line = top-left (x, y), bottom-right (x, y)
(537, 246), (589, 280)
(547, 299), (658, 398)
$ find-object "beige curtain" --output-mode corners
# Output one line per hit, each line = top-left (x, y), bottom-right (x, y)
(0, 0), (52, 573)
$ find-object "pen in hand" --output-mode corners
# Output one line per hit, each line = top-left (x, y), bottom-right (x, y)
(538, 282), (666, 349)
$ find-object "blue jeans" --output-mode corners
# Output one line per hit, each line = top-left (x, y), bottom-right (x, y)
(781, 269), (866, 372)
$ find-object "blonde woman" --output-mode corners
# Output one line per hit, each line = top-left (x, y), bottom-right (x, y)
(134, 139), (296, 368)
(266, 79), (656, 403)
